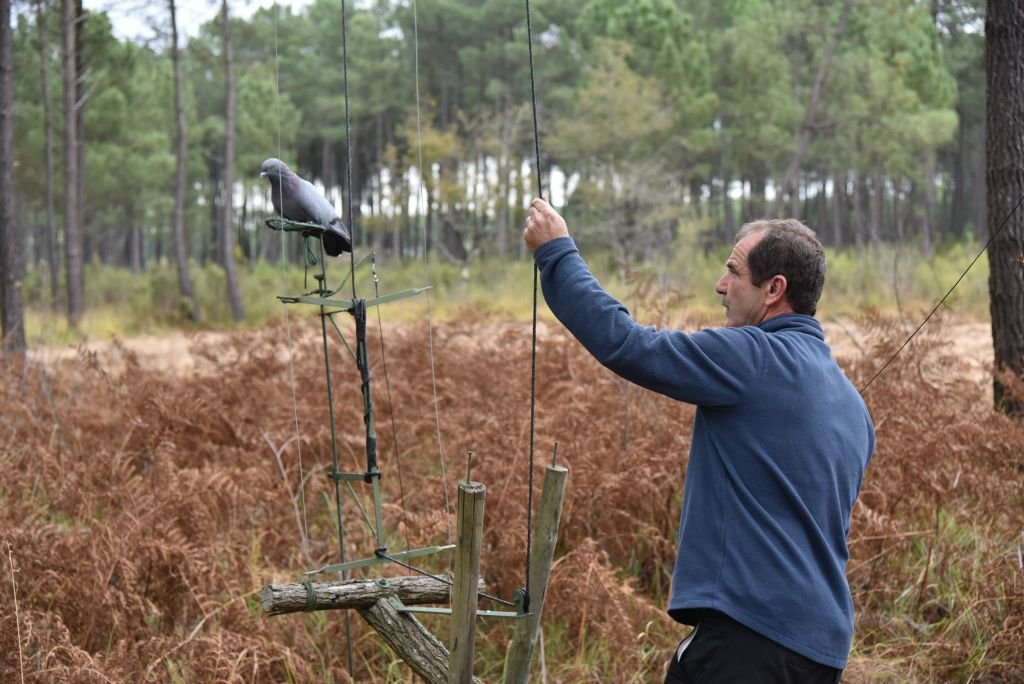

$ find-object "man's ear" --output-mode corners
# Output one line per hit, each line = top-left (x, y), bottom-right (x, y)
(765, 275), (788, 306)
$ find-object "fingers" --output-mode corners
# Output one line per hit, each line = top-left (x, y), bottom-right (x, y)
(525, 200), (546, 231)
(523, 197), (568, 253)
(531, 197), (553, 216)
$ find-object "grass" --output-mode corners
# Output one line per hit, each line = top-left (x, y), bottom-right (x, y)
(20, 239), (992, 346)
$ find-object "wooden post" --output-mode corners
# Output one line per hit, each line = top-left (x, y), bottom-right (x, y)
(449, 480), (485, 684)
(503, 465), (569, 684)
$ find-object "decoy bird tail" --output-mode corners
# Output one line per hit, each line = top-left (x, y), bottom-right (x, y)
(322, 225), (352, 256)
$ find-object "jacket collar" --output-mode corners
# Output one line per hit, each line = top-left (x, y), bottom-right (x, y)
(757, 313), (824, 340)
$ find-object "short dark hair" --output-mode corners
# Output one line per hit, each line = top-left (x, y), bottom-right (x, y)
(737, 219), (826, 316)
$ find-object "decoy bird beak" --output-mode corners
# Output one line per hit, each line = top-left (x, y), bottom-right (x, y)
(260, 171), (267, 177)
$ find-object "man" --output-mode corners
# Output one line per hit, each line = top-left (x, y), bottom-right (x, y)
(523, 198), (874, 683)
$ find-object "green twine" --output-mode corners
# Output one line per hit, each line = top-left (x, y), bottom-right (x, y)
(304, 236), (317, 267)
(302, 580), (317, 612)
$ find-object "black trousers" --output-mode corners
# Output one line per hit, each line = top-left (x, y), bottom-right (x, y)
(664, 610), (843, 684)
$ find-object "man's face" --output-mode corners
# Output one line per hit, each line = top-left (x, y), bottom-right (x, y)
(715, 230), (770, 327)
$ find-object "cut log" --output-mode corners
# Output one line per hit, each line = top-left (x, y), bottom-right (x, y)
(358, 598), (482, 684)
(260, 575), (482, 616)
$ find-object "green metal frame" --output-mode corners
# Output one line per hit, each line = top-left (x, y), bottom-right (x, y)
(269, 217), (528, 620)
(389, 581), (528, 618)
(268, 216), (444, 575)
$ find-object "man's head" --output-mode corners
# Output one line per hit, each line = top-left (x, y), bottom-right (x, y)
(715, 219), (826, 327)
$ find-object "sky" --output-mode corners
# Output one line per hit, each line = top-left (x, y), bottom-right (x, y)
(81, 0), (313, 42)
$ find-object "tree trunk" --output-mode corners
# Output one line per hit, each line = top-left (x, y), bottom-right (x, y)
(129, 224), (142, 273)
(986, 0), (1024, 415)
(951, 113), (968, 240)
(816, 179), (828, 237)
(35, 0), (59, 310)
(74, 0), (84, 264)
(748, 173), (766, 221)
(690, 177), (703, 218)
(221, 0), (244, 322)
(921, 156), (935, 256)
(321, 138), (334, 197)
(831, 173), (844, 250)
(0, 0), (24, 352)
(894, 177), (905, 243)
(495, 153), (510, 258)
(62, 0), (83, 325)
(790, 175), (803, 219)
(771, 0), (853, 216)
(392, 169), (403, 257)
(869, 174), (883, 256)
(852, 173), (865, 253)
(373, 113), (385, 256)
(169, 0), (200, 322)
(259, 187), (280, 264)
(722, 169), (735, 243)
(240, 185), (252, 265)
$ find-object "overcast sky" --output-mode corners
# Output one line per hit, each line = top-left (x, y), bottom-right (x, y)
(81, 0), (312, 42)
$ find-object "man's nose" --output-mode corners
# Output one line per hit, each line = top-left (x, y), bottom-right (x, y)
(715, 275), (727, 295)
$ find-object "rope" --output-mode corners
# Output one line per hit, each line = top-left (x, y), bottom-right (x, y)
(284, 306), (311, 563)
(523, 0), (545, 613)
(273, 0), (311, 570)
(272, 2), (286, 272)
(412, 0), (454, 551)
(859, 192), (1024, 394)
(338, 0), (357, 673)
(301, 581), (317, 612)
(371, 255), (412, 552)
(341, 1), (357, 301)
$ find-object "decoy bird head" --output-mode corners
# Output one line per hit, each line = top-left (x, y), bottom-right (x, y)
(260, 158), (290, 183)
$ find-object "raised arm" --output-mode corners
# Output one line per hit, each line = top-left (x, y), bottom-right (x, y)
(525, 199), (765, 408)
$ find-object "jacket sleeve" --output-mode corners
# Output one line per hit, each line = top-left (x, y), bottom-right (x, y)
(534, 237), (765, 408)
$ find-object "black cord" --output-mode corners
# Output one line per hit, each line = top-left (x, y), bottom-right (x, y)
(341, 0), (357, 302)
(523, 0), (545, 614)
(860, 192), (1024, 394)
(338, 0), (356, 674)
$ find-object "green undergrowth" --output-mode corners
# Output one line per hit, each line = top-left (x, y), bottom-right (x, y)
(21, 240), (990, 346)
(846, 506), (1022, 681)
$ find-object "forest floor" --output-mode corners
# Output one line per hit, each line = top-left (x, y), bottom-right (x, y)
(2, 313), (1022, 683)
(25, 317), (999, 387)
(26, 316), (996, 380)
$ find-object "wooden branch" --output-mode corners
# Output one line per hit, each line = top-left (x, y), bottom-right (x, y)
(358, 598), (482, 684)
(261, 575), (480, 616)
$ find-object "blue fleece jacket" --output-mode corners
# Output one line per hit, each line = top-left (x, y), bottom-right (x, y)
(534, 237), (874, 669)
